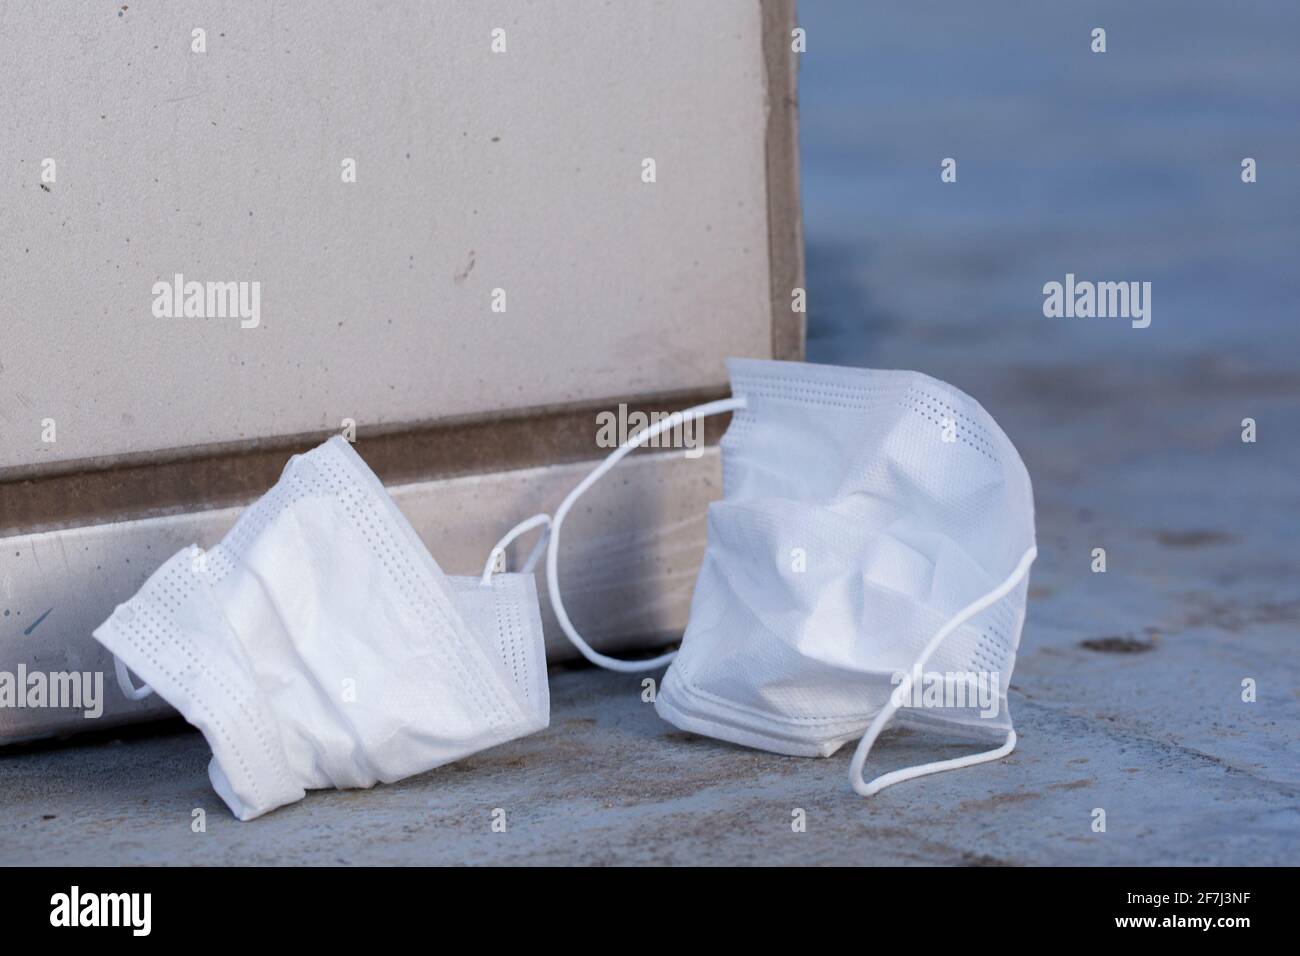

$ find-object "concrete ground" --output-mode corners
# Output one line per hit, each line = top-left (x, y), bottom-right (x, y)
(2, 0), (1297, 864)
(2, 385), (1296, 866)
(3, 361), (1297, 865)
(2, 573), (1296, 866)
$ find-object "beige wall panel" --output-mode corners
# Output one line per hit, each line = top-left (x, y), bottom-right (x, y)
(0, 0), (773, 473)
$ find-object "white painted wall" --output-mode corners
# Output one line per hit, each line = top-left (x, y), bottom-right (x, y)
(0, 0), (772, 471)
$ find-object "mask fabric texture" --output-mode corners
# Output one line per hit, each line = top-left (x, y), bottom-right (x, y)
(651, 359), (1036, 793)
(93, 437), (549, 820)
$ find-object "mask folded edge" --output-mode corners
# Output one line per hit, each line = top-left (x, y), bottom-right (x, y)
(92, 547), (306, 821)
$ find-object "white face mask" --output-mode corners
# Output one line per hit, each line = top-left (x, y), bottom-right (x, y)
(94, 437), (549, 820)
(546, 358), (1036, 797)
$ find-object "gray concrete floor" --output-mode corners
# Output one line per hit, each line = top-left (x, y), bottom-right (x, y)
(3, 0), (1298, 865)
(2, 575), (1296, 866)
(2, 355), (1296, 863)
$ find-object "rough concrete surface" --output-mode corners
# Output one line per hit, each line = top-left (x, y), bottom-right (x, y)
(1, 362), (1296, 864)
(4, 429), (1299, 868)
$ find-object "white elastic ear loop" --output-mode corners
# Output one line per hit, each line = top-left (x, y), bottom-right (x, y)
(114, 655), (155, 701)
(546, 396), (747, 673)
(481, 513), (552, 585)
(849, 545), (1038, 797)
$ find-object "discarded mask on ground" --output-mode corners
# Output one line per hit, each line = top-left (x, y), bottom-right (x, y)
(97, 358), (1036, 816)
(96, 437), (550, 820)
(545, 358), (1037, 796)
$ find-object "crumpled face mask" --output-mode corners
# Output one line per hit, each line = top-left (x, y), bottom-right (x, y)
(94, 437), (550, 820)
(545, 358), (1036, 797)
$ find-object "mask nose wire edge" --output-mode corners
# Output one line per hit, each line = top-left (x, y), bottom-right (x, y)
(545, 395), (748, 673)
(849, 544), (1038, 797)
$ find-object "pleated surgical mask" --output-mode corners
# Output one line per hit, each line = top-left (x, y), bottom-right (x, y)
(94, 437), (550, 820)
(545, 358), (1037, 797)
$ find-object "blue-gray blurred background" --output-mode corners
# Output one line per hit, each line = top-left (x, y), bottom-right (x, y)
(794, 0), (1299, 858)
(800, 1), (1298, 372)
